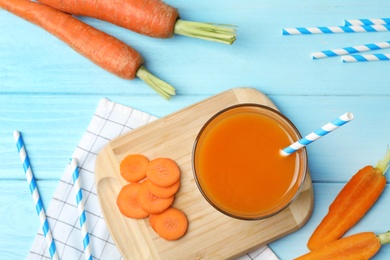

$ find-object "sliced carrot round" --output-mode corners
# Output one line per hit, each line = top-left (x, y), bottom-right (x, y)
(147, 179), (180, 199)
(149, 213), (158, 230)
(116, 183), (149, 219)
(146, 157), (180, 187)
(137, 181), (174, 214)
(153, 207), (188, 241)
(120, 154), (149, 182)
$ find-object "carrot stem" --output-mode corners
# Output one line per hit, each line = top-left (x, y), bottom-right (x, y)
(136, 66), (176, 100)
(174, 20), (237, 45)
(378, 231), (390, 245)
(375, 148), (390, 174)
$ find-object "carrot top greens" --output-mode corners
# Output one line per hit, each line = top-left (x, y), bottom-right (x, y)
(136, 66), (176, 100)
(375, 148), (390, 174)
(174, 20), (237, 45)
(378, 230), (390, 245)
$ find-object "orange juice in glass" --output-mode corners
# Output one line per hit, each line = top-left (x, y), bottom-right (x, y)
(192, 104), (308, 220)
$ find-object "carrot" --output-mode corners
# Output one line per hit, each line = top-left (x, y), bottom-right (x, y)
(0, 0), (175, 100)
(296, 231), (390, 260)
(146, 157), (181, 187)
(307, 149), (390, 250)
(116, 183), (149, 219)
(147, 178), (181, 199)
(120, 154), (149, 182)
(37, 0), (237, 44)
(116, 155), (187, 240)
(149, 213), (158, 230)
(150, 207), (188, 241)
(137, 181), (174, 214)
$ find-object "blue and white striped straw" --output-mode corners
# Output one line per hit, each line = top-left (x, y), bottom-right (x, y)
(312, 40), (390, 59)
(345, 18), (390, 26)
(71, 158), (92, 260)
(13, 131), (59, 260)
(280, 112), (354, 156)
(282, 24), (390, 35)
(342, 53), (390, 63)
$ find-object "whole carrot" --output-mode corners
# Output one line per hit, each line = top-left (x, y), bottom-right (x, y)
(307, 149), (390, 250)
(0, 0), (175, 100)
(296, 231), (390, 260)
(37, 0), (237, 44)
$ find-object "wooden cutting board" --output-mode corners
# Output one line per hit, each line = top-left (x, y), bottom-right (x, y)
(95, 87), (314, 260)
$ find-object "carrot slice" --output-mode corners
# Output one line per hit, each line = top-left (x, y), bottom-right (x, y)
(116, 183), (149, 219)
(146, 157), (180, 187)
(137, 181), (174, 214)
(147, 178), (180, 199)
(149, 213), (158, 230)
(152, 207), (188, 241)
(120, 154), (149, 182)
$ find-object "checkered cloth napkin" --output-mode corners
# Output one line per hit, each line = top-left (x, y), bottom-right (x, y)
(28, 98), (279, 260)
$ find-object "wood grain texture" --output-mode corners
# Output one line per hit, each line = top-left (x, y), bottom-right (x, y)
(95, 88), (314, 259)
(1, 1), (390, 96)
(0, 181), (56, 259)
(1, 0), (390, 259)
(271, 183), (390, 259)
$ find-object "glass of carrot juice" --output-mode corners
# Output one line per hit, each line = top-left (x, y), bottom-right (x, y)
(192, 104), (308, 220)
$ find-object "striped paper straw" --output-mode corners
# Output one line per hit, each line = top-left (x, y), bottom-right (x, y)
(282, 24), (390, 35)
(280, 112), (354, 156)
(342, 53), (390, 63)
(71, 158), (92, 260)
(13, 131), (59, 260)
(345, 18), (390, 26)
(312, 40), (390, 59)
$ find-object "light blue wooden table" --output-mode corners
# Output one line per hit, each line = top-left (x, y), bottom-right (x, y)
(1, 0), (390, 259)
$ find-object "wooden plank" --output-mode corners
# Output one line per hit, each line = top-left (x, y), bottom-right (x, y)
(270, 183), (390, 259)
(2, 93), (390, 183)
(95, 88), (314, 259)
(1, 1), (390, 259)
(0, 180), (56, 259)
(1, 1), (390, 97)
(2, 180), (388, 260)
